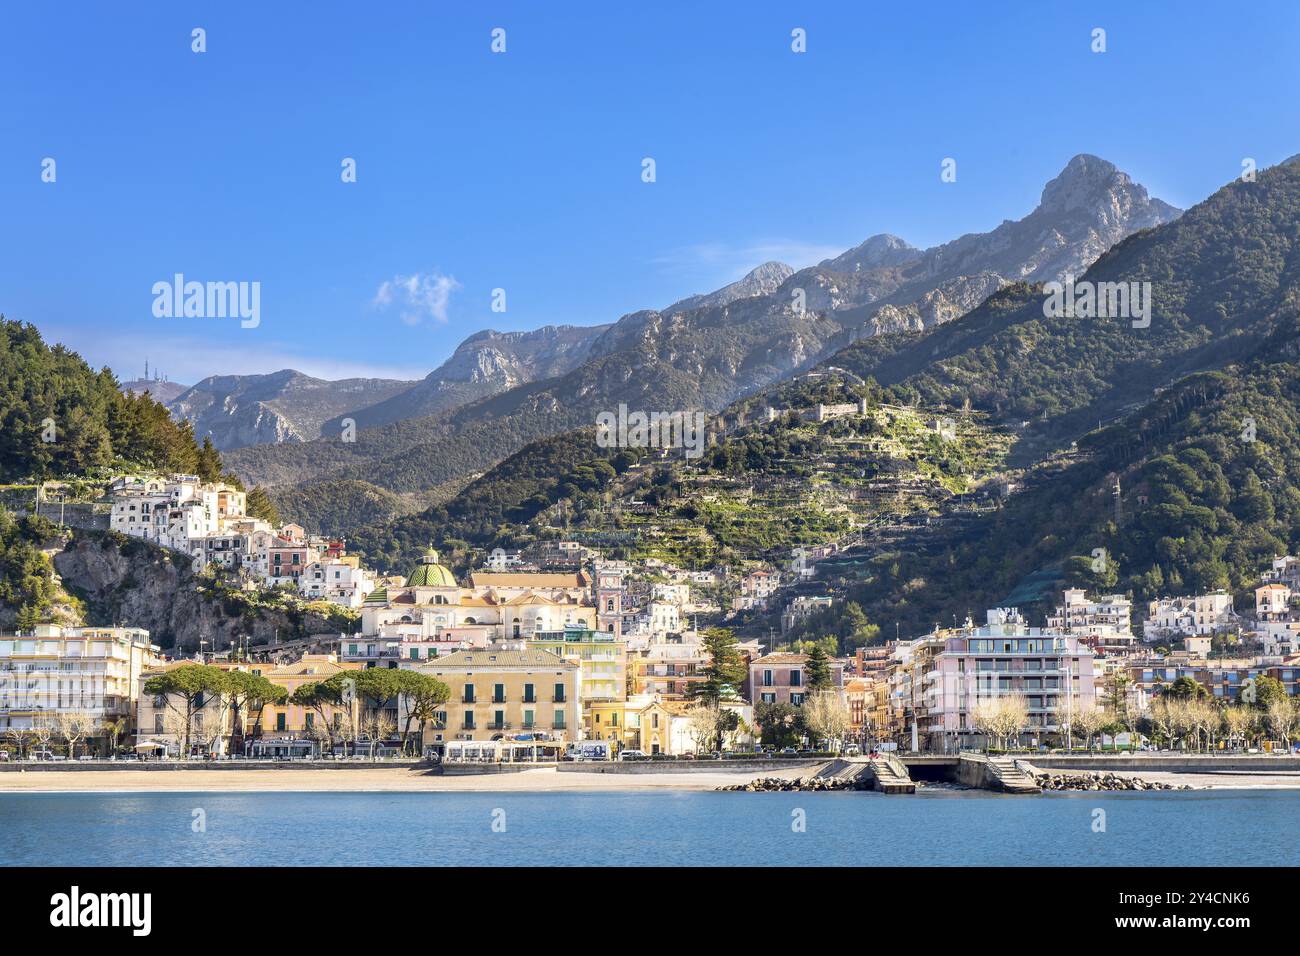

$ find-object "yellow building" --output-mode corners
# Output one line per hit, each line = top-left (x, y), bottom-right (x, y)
(136, 654), (360, 753)
(587, 698), (635, 748)
(248, 654), (361, 737)
(528, 627), (626, 737)
(417, 648), (580, 749)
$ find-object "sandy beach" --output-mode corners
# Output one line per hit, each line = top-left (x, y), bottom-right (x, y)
(2, 765), (1299, 793)
(0, 766), (809, 793)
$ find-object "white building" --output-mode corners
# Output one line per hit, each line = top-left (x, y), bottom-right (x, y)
(109, 474), (247, 560)
(484, 548), (524, 571)
(299, 558), (376, 608)
(0, 625), (161, 733)
(1143, 592), (1234, 641)
(1047, 589), (1135, 653)
(782, 595), (834, 634)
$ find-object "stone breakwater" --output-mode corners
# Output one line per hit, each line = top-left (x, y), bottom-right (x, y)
(1033, 770), (1192, 792)
(717, 776), (863, 793)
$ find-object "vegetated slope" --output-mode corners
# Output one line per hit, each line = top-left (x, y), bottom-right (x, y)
(0, 318), (219, 482)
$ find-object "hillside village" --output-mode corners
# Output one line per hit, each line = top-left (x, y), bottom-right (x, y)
(4, 455), (1300, 761)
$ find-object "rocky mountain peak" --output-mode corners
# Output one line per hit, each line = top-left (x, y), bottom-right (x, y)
(664, 261), (795, 313)
(818, 233), (921, 273)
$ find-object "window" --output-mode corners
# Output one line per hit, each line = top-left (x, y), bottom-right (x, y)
(763, 669), (773, 687)
(524, 683), (535, 703)
(790, 670), (802, 687)
(493, 710), (505, 729)
(463, 684), (475, 704)
(463, 711), (475, 730)
(791, 693), (804, 706)
(493, 683), (505, 703)
(523, 709), (534, 729)
(276, 713), (286, 731)
(554, 682), (565, 703)
(553, 709), (565, 729)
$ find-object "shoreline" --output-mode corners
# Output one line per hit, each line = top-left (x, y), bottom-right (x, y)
(1, 765), (1299, 794)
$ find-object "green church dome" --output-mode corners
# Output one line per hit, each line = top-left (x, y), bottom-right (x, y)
(406, 547), (458, 588)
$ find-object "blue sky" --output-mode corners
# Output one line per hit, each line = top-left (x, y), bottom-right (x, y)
(1, 1), (1298, 384)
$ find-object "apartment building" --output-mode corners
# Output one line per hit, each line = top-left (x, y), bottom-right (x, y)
(527, 627), (626, 711)
(1047, 589), (1135, 653)
(631, 638), (708, 699)
(750, 652), (845, 706)
(1143, 591), (1234, 640)
(0, 625), (161, 734)
(892, 609), (1098, 752)
(416, 649), (580, 749)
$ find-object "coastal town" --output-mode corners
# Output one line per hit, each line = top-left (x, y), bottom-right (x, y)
(2, 471), (1299, 771)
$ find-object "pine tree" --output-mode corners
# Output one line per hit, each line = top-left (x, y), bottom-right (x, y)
(691, 627), (747, 704)
(806, 644), (832, 690)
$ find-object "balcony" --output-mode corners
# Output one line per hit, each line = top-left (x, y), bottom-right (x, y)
(487, 721), (512, 731)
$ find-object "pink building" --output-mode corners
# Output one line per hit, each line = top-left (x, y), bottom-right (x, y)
(750, 652), (845, 706)
(907, 609), (1098, 751)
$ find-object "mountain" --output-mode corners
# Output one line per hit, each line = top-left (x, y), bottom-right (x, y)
(663, 261), (796, 313)
(168, 370), (415, 450)
(120, 377), (189, 404)
(735, 156), (1300, 640)
(815, 155), (1300, 455)
(327, 323), (610, 432)
(817, 234), (921, 273)
(224, 154), (1180, 513)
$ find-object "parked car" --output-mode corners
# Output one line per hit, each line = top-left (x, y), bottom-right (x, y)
(0, 751), (9, 761)
(29, 750), (55, 761)
(844, 745), (862, 757)
(618, 750), (649, 762)
(779, 747), (797, 756)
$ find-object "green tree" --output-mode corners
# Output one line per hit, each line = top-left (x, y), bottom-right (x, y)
(143, 664), (232, 755)
(690, 627), (747, 704)
(393, 670), (450, 754)
(1244, 674), (1287, 710)
(224, 670), (287, 749)
(1165, 675), (1208, 700)
(246, 486), (281, 525)
(806, 645), (832, 690)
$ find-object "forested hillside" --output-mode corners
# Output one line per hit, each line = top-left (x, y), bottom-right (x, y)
(0, 319), (220, 481)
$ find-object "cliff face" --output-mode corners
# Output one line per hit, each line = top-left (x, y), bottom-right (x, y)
(52, 532), (350, 652)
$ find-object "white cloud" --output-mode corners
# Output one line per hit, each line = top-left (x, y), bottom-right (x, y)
(372, 269), (461, 325)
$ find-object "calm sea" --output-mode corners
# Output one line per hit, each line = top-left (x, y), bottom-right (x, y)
(1, 789), (1295, 866)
